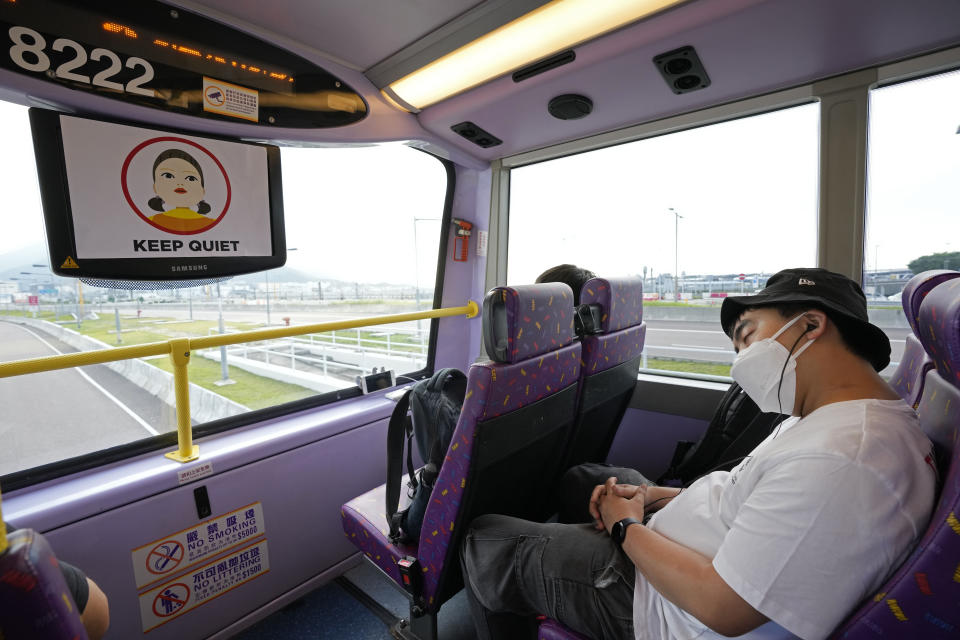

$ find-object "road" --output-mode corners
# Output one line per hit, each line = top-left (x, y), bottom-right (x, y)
(644, 320), (908, 372)
(132, 305), (908, 369)
(0, 311), (909, 475)
(0, 321), (176, 475)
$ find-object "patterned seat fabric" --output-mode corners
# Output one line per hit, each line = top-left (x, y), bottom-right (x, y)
(564, 276), (646, 467)
(340, 484), (415, 585)
(341, 283), (581, 615)
(830, 277), (960, 639)
(538, 617), (591, 640)
(890, 270), (960, 406)
(0, 528), (88, 639)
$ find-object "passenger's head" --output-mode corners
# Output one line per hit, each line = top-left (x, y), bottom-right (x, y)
(721, 267), (890, 371)
(149, 149), (211, 214)
(535, 264), (596, 305)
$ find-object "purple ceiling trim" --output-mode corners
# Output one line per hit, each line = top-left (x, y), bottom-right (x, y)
(419, 0), (960, 161)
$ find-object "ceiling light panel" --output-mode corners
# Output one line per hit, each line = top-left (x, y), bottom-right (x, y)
(385, 0), (685, 111)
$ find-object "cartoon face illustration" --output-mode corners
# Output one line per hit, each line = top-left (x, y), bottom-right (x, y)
(144, 149), (216, 233)
(155, 158), (204, 208)
(150, 149), (209, 212)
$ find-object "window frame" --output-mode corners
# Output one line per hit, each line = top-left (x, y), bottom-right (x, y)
(489, 44), (960, 383)
(1, 150), (456, 491)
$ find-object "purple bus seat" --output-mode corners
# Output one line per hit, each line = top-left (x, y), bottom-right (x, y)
(830, 276), (960, 639)
(341, 283), (581, 638)
(539, 617), (590, 640)
(0, 527), (88, 639)
(563, 276), (646, 468)
(890, 270), (960, 407)
(539, 278), (960, 640)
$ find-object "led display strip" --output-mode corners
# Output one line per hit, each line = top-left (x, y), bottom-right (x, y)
(0, 0), (366, 127)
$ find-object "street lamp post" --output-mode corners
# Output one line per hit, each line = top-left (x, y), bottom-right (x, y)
(264, 271), (271, 325)
(214, 282), (235, 386)
(667, 208), (683, 301)
(264, 248), (297, 326)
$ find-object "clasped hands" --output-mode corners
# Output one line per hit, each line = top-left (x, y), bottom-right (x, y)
(589, 478), (678, 535)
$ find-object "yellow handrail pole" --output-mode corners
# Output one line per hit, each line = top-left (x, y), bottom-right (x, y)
(189, 301), (479, 350)
(0, 302), (478, 379)
(0, 487), (7, 555)
(0, 301), (479, 463)
(165, 338), (198, 463)
(0, 342), (170, 379)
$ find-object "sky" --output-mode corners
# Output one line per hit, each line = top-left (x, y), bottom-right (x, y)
(509, 69), (960, 284)
(1, 68), (958, 288)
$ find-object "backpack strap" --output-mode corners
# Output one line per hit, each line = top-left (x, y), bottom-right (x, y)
(386, 388), (415, 541)
(657, 382), (753, 484)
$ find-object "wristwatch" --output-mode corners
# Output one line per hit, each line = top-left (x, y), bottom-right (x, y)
(611, 517), (643, 547)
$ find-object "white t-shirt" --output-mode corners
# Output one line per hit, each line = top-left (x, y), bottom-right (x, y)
(633, 399), (936, 640)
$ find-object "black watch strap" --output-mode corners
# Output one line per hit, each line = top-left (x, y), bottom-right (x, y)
(612, 517), (643, 546)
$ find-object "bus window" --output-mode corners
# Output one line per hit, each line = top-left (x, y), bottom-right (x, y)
(507, 103), (819, 379)
(0, 100), (447, 476)
(865, 68), (960, 378)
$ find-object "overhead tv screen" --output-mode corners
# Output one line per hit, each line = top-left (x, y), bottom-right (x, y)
(30, 109), (285, 280)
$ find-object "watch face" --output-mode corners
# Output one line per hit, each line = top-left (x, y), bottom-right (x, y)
(613, 518), (639, 545)
(612, 521), (625, 544)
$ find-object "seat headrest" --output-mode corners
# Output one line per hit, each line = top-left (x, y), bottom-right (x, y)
(483, 283), (576, 363)
(901, 270), (960, 336)
(917, 278), (960, 385)
(579, 277), (644, 332)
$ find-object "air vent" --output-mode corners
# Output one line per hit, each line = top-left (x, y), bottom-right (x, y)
(451, 121), (503, 148)
(653, 46), (711, 94)
(513, 50), (576, 83)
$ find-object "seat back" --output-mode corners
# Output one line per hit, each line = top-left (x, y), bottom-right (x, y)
(890, 270), (960, 406)
(0, 523), (88, 639)
(564, 276), (646, 467)
(829, 277), (960, 639)
(417, 283), (582, 610)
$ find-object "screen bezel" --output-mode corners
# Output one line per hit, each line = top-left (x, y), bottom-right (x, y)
(30, 108), (286, 280)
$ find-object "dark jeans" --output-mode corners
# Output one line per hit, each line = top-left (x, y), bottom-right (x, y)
(460, 464), (652, 640)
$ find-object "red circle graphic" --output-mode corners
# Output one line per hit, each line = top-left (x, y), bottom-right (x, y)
(146, 540), (185, 575)
(121, 136), (233, 235)
(152, 582), (190, 617)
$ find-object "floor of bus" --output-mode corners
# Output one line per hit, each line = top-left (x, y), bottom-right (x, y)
(235, 559), (476, 639)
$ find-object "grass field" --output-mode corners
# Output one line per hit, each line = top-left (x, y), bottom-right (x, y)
(2, 310), (319, 406)
(149, 357), (316, 409)
(644, 358), (732, 377)
(3, 310), (730, 405)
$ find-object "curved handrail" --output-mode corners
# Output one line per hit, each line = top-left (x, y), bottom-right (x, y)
(0, 301), (479, 462)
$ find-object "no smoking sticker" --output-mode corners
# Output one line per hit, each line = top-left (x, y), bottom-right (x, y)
(131, 502), (265, 589)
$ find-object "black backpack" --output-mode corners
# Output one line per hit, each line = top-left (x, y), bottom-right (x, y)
(657, 382), (785, 486)
(386, 368), (467, 544)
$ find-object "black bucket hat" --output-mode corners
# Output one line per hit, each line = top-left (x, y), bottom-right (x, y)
(720, 268), (891, 371)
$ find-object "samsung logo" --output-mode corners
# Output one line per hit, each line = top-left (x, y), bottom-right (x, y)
(171, 265), (208, 272)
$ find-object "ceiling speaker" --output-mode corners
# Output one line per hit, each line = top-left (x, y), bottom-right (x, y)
(548, 94), (593, 120)
(653, 45), (711, 94)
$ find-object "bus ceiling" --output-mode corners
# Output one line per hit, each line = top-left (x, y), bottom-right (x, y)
(1, 0), (960, 163)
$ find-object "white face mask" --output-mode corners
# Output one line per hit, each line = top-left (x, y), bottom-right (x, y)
(730, 313), (815, 415)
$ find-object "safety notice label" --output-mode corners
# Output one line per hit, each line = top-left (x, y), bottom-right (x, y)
(138, 539), (269, 632)
(203, 76), (259, 122)
(131, 502), (265, 589)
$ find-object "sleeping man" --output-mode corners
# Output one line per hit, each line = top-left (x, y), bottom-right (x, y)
(461, 268), (935, 640)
